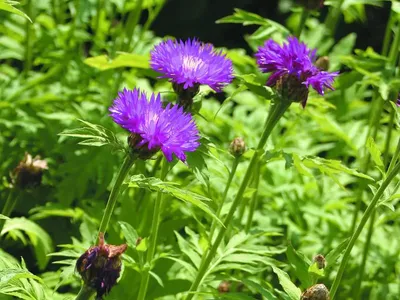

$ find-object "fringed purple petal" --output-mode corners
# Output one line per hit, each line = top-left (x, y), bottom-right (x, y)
(110, 89), (200, 162)
(150, 38), (234, 92)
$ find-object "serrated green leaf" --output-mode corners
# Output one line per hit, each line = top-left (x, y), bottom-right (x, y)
(128, 175), (222, 225)
(0, 0), (32, 22)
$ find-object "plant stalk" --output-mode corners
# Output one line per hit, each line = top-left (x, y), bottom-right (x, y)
(330, 158), (400, 299)
(209, 158), (240, 241)
(137, 159), (169, 300)
(185, 100), (291, 299)
(324, 0), (345, 36)
(75, 285), (95, 300)
(245, 164), (261, 232)
(24, 0), (33, 76)
(97, 153), (136, 238)
(295, 8), (309, 38)
(0, 189), (19, 234)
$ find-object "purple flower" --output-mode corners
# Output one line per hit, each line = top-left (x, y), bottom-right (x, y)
(150, 38), (234, 92)
(255, 37), (338, 99)
(109, 88), (200, 162)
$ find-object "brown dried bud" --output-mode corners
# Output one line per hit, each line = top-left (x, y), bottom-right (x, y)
(11, 153), (48, 189)
(173, 82), (200, 112)
(136, 237), (143, 246)
(276, 73), (309, 108)
(315, 56), (330, 71)
(76, 233), (127, 300)
(301, 284), (330, 300)
(128, 133), (160, 160)
(218, 281), (231, 293)
(229, 137), (246, 157)
(313, 254), (326, 269)
(297, 0), (324, 10)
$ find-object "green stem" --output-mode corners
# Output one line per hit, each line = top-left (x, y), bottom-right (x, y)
(24, 0), (33, 76)
(97, 154), (136, 238)
(295, 8), (309, 38)
(387, 134), (400, 174)
(383, 108), (395, 167)
(0, 189), (19, 234)
(350, 93), (383, 233)
(382, 4), (395, 57)
(122, 0), (144, 52)
(209, 158), (240, 241)
(353, 208), (376, 299)
(185, 100), (291, 300)
(245, 164), (261, 233)
(94, 0), (103, 35)
(75, 285), (95, 300)
(388, 22), (400, 67)
(330, 159), (400, 299)
(137, 159), (169, 300)
(324, 0), (345, 36)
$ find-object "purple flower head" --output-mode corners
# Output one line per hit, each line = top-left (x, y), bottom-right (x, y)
(109, 88), (200, 162)
(255, 36), (338, 106)
(150, 38), (234, 92)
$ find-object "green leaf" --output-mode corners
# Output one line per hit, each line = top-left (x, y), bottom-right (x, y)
(366, 137), (384, 168)
(119, 221), (139, 248)
(241, 279), (278, 300)
(286, 243), (311, 288)
(128, 175), (223, 225)
(271, 266), (302, 300)
(1, 218), (54, 270)
(216, 8), (269, 26)
(59, 119), (125, 151)
(0, 214), (10, 220)
(136, 237), (148, 252)
(325, 238), (349, 271)
(84, 52), (150, 70)
(0, 0), (32, 22)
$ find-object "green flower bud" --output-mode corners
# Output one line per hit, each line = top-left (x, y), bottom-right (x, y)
(229, 137), (246, 157)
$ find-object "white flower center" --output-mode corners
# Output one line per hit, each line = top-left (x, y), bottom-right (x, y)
(182, 56), (204, 71)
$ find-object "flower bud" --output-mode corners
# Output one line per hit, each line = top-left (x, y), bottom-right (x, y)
(276, 74), (309, 108)
(313, 254), (326, 269)
(301, 284), (330, 300)
(11, 153), (48, 189)
(218, 281), (231, 293)
(315, 56), (330, 72)
(128, 133), (160, 160)
(136, 237), (143, 246)
(173, 82), (200, 112)
(76, 233), (127, 300)
(297, 0), (324, 10)
(229, 137), (246, 157)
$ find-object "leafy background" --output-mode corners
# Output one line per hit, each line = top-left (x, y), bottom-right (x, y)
(1, 0), (400, 299)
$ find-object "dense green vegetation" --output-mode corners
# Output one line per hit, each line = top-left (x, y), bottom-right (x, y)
(1, 1), (400, 299)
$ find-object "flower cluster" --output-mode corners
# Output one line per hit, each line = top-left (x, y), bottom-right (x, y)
(76, 233), (127, 300)
(110, 88), (200, 162)
(255, 36), (338, 106)
(150, 38), (233, 92)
